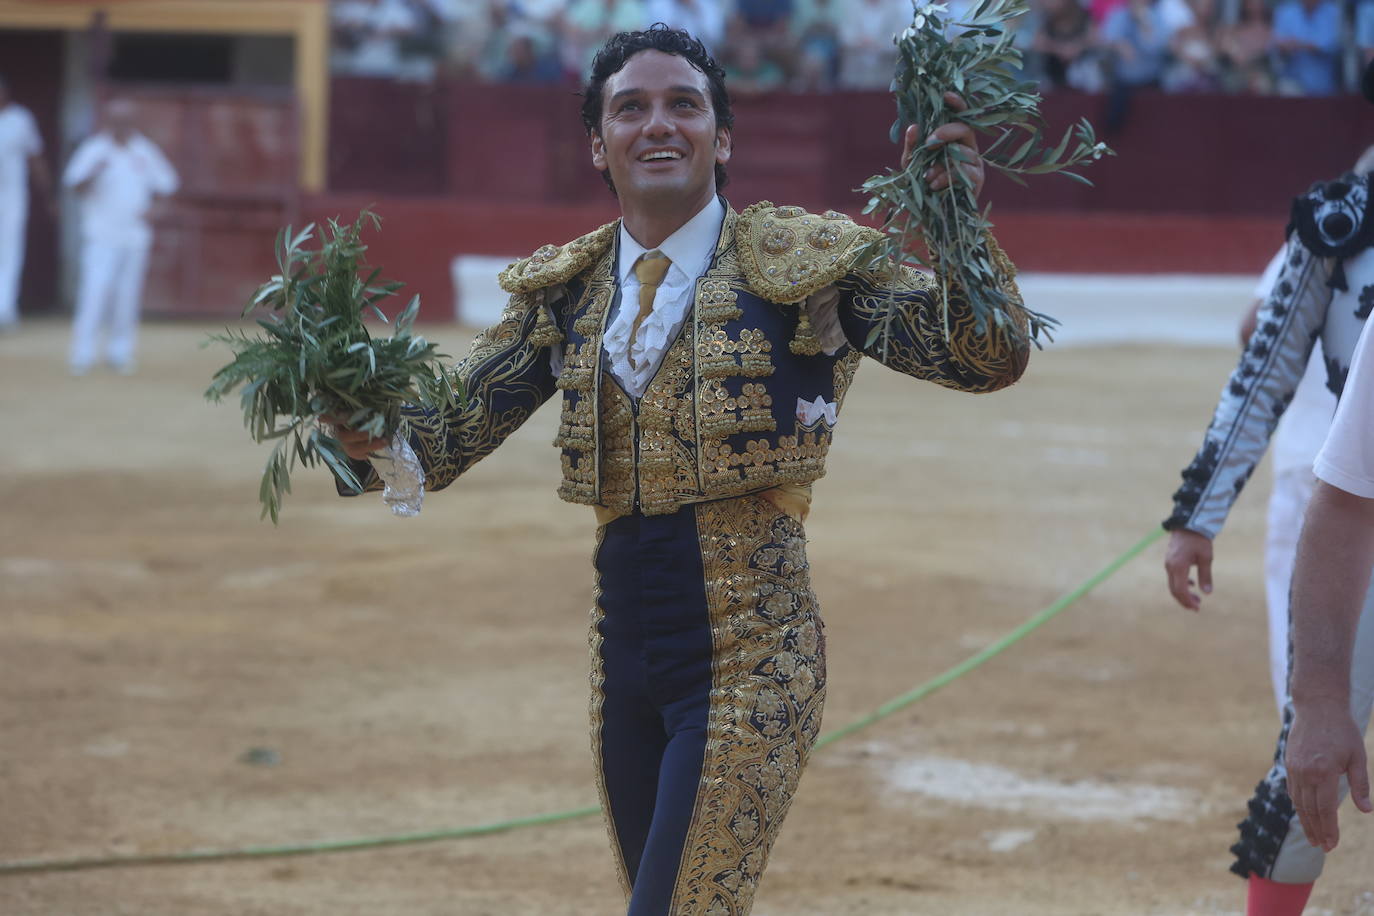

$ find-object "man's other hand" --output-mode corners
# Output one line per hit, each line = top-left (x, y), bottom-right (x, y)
(1287, 698), (1374, 853)
(1164, 528), (1214, 611)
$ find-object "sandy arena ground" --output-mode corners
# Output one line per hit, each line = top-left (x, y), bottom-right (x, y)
(2, 307), (1372, 916)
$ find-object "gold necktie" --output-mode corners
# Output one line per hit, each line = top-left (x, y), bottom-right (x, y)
(630, 251), (672, 359)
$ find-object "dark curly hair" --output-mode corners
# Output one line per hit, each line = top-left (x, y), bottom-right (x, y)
(580, 24), (734, 193)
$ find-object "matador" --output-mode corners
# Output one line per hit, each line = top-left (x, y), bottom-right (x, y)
(333, 26), (1031, 915)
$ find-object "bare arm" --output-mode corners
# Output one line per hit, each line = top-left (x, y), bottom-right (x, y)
(1286, 481), (1374, 851)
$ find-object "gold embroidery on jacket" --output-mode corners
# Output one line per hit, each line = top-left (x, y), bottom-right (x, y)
(670, 495), (826, 915)
(598, 382), (636, 516)
(499, 222), (617, 294)
(555, 256), (616, 506)
(735, 202), (880, 304)
(587, 526), (634, 902)
(398, 293), (554, 492)
(540, 208), (1027, 517)
(845, 237), (1028, 394)
(637, 329), (701, 516)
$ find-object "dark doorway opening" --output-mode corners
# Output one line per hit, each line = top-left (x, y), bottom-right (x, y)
(0, 28), (63, 315)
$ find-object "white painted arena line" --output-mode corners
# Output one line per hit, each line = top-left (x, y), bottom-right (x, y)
(449, 259), (1259, 349)
(878, 753), (1206, 823)
(1020, 273), (1258, 349)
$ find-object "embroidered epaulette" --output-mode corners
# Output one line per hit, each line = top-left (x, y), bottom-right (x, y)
(498, 221), (618, 294)
(736, 201), (881, 304)
(1288, 173), (1374, 291)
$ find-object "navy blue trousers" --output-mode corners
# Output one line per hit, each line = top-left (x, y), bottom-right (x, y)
(589, 494), (827, 916)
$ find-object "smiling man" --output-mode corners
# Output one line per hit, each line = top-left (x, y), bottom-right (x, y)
(333, 25), (1031, 915)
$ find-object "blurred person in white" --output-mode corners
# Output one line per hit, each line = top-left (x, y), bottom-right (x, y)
(838, 0), (910, 88)
(1163, 127), (1374, 914)
(0, 75), (53, 333)
(644, 0), (726, 52)
(62, 98), (178, 376)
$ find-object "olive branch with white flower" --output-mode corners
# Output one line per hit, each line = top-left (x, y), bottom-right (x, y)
(859, 0), (1114, 350)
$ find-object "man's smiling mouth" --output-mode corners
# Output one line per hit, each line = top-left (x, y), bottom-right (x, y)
(638, 150), (683, 162)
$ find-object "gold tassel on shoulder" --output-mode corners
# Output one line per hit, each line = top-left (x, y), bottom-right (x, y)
(530, 301), (563, 349)
(789, 307), (822, 356)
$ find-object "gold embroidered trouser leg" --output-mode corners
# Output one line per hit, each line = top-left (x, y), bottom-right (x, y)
(588, 494), (826, 915)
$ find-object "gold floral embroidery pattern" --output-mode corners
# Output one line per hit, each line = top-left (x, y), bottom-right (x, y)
(377, 293), (557, 495)
(702, 434), (831, 490)
(597, 381), (636, 516)
(833, 349), (862, 406)
(699, 381), (776, 438)
(671, 495), (826, 915)
(735, 202), (881, 304)
(698, 327), (775, 380)
(499, 222), (617, 294)
(637, 330), (703, 516)
(587, 526), (634, 903)
(554, 259), (617, 506)
(843, 236), (1028, 394)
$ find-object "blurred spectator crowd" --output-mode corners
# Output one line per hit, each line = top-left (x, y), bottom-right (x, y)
(331, 0), (1370, 96)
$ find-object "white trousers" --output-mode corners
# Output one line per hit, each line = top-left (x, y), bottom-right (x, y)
(1265, 467), (1317, 719)
(69, 238), (150, 371)
(0, 195), (27, 325)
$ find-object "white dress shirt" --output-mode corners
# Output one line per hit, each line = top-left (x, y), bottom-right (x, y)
(603, 195), (724, 399)
(62, 132), (179, 247)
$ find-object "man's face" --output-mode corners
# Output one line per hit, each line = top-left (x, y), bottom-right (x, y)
(106, 100), (137, 142)
(591, 49), (731, 209)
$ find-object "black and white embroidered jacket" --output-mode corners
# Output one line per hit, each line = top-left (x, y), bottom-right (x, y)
(1165, 173), (1374, 536)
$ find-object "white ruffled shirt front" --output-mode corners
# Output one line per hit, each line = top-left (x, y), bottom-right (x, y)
(603, 196), (725, 399)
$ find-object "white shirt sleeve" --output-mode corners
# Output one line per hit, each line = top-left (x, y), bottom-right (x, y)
(1315, 318), (1374, 498)
(138, 137), (179, 196)
(62, 136), (105, 188)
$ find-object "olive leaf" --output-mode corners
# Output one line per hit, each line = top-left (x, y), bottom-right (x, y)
(863, 0), (1115, 350)
(205, 211), (462, 523)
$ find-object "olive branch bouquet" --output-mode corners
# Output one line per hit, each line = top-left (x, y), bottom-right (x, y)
(205, 212), (460, 523)
(859, 0), (1114, 349)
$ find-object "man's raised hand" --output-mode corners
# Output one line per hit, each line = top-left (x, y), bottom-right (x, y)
(899, 92), (986, 198)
